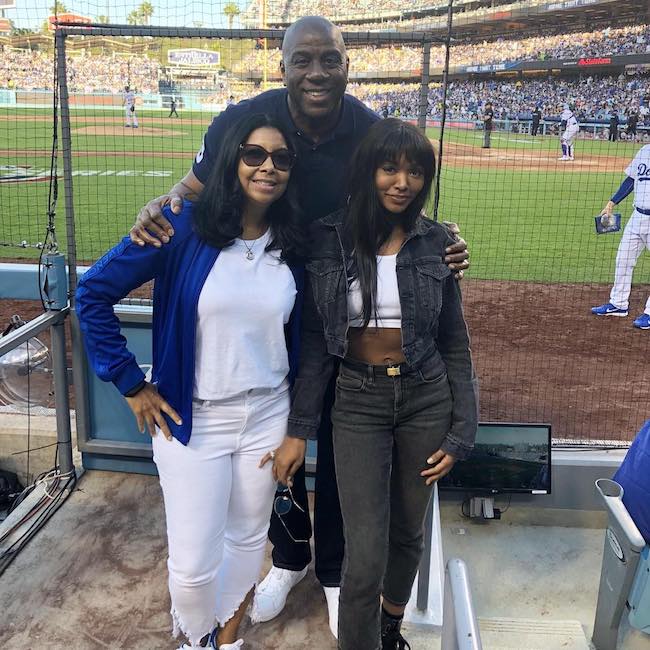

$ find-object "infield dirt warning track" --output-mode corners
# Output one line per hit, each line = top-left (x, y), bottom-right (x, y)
(1, 137), (628, 172)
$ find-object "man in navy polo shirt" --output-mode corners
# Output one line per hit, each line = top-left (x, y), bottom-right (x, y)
(129, 16), (469, 639)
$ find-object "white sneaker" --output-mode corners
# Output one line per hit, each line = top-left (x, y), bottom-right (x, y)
(249, 566), (308, 623)
(558, 155), (568, 161)
(219, 641), (243, 650)
(568, 156), (575, 160)
(323, 586), (340, 639)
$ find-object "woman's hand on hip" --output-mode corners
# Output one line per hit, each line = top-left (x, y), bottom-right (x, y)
(260, 437), (306, 487)
(421, 449), (456, 485)
(125, 383), (182, 441)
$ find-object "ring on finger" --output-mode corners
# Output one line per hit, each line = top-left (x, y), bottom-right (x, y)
(270, 450), (276, 460)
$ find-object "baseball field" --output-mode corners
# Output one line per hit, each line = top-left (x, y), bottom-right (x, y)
(2, 106), (648, 282)
(1, 106), (648, 442)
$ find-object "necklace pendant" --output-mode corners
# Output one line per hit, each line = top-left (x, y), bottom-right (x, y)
(246, 250), (255, 260)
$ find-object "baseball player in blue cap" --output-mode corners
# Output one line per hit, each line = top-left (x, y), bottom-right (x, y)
(591, 144), (650, 330)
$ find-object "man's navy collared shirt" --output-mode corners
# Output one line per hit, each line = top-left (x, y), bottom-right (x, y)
(192, 88), (379, 222)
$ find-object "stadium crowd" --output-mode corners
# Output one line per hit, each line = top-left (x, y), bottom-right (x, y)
(243, 0), (548, 26)
(348, 74), (650, 124)
(232, 24), (650, 74)
(0, 47), (160, 93)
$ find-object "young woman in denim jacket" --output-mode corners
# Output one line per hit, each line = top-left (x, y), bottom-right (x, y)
(284, 119), (479, 650)
(76, 114), (308, 650)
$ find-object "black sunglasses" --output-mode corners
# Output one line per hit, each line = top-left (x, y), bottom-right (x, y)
(239, 143), (296, 172)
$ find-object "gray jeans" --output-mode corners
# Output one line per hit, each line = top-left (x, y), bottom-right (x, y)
(332, 358), (453, 650)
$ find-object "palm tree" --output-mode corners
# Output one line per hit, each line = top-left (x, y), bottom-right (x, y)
(49, 1), (67, 15)
(223, 3), (240, 67)
(97, 15), (110, 24)
(126, 9), (140, 25)
(223, 2), (240, 29)
(139, 1), (154, 25)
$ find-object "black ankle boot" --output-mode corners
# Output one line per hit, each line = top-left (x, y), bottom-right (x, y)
(381, 609), (411, 650)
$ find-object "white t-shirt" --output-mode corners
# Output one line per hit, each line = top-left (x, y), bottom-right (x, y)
(193, 229), (297, 400)
(348, 254), (402, 328)
(625, 145), (650, 210)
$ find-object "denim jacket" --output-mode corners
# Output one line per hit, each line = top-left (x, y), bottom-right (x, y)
(287, 209), (478, 460)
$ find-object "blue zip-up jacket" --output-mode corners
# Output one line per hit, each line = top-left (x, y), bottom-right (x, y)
(76, 201), (305, 445)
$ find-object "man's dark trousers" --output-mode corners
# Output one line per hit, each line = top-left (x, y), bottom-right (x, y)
(268, 376), (343, 587)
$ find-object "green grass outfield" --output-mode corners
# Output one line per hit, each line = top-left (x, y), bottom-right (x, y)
(1, 106), (648, 284)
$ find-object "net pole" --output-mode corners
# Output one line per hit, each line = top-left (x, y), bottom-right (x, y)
(418, 42), (431, 133)
(433, 0), (454, 222)
(55, 31), (78, 301)
(262, 0), (268, 90)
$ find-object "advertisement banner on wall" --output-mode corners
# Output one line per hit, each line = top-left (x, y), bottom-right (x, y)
(168, 49), (221, 67)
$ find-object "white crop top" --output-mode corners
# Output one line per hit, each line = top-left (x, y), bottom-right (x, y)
(348, 254), (402, 328)
(193, 229), (297, 400)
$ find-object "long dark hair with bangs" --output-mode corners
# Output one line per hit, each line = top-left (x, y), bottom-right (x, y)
(345, 118), (436, 328)
(193, 113), (305, 263)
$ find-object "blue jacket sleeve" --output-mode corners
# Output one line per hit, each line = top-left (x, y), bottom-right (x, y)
(611, 176), (634, 204)
(75, 205), (192, 395)
(75, 237), (165, 395)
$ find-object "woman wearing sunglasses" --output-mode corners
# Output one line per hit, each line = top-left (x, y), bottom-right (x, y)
(285, 119), (478, 650)
(76, 114), (307, 649)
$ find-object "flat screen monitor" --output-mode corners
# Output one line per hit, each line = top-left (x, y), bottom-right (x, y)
(439, 422), (551, 494)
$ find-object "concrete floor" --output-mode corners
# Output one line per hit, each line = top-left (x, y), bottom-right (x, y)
(0, 469), (624, 650)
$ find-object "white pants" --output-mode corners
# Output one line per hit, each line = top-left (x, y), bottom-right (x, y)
(152, 382), (289, 646)
(609, 210), (650, 315)
(125, 105), (138, 127)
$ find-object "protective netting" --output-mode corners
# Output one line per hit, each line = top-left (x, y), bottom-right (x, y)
(1, 0), (648, 443)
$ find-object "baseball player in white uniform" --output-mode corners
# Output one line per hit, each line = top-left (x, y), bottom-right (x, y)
(558, 104), (579, 161)
(123, 85), (138, 128)
(591, 144), (650, 329)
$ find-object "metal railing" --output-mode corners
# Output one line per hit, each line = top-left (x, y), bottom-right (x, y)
(442, 558), (483, 650)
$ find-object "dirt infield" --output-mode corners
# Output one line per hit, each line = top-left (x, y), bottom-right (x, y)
(442, 140), (626, 173)
(2, 278), (647, 442)
(1, 140), (628, 173)
(74, 126), (187, 137)
(0, 114), (211, 127)
(0, 148), (192, 158)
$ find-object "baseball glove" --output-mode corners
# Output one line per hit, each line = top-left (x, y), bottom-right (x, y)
(130, 105), (135, 113)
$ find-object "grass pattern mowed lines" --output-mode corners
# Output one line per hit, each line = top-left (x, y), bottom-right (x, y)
(1, 108), (648, 287)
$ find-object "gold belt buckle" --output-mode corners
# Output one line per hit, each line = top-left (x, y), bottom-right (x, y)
(386, 365), (401, 377)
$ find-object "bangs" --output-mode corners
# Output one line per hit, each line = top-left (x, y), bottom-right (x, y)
(373, 124), (435, 172)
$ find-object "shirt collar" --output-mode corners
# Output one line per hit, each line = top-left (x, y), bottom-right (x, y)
(279, 91), (356, 145)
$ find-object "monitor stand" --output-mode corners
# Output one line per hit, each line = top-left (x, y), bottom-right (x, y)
(469, 496), (495, 519)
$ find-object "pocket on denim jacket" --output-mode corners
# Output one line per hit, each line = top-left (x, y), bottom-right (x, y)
(306, 260), (344, 305)
(415, 263), (450, 312)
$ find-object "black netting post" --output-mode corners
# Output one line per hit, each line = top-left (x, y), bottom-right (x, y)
(418, 42), (431, 133)
(55, 30), (78, 303)
(433, 0), (454, 222)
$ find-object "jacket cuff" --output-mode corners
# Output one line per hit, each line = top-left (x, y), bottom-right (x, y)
(440, 433), (474, 461)
(287, 416), (318, 440)
(113, 360), (146, 397)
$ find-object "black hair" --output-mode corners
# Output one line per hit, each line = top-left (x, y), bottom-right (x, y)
(344, 118), (436, 329)
(193, 113), (305, 263)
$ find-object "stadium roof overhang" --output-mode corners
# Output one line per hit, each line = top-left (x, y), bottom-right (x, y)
(452, 0), (648, 39)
